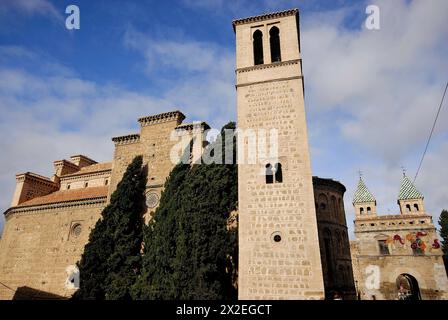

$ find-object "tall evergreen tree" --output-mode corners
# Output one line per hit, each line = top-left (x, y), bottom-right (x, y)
(439, 209), (448, 255)
(133, 122), (238, 300)
(132, 163), (190, 299)
(73, 155), (146, 300)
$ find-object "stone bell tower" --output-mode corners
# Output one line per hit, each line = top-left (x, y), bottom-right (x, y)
(233, 9), (325, 299)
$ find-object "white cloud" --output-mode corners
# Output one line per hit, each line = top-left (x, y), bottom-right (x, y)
(301, 0), (448, 237)
(0, 47), (175, 234)
(1, 1), (447, 240)
(302, 0), (448, 156)
(124, 27), (236, 127)
(0, 0), (64, 22)
(0, 36), (237, 234)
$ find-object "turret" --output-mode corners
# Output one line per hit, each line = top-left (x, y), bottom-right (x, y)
(397, 174), (425, 214)
(353, 177), (377, 219)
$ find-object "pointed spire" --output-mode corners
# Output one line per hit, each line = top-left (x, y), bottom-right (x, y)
(353, 177), (376, 204)
(398, 174), (423, 200)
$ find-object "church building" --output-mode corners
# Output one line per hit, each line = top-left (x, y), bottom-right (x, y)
(0, 8), (444, 300)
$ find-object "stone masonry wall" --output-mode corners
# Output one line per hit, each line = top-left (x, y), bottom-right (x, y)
(0, 202), (105, 299)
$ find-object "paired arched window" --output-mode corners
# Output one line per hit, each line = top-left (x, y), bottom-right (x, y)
(265, 163), (283, 184)
(414, 204), (419, 211)
(406, 204), (411, 212)
(253, 30), (264, 65)
(269, 26), (281, 62)
(253, 27), (281, 66)
(360, 207), (364, 215)
(367, 206), (372, 214)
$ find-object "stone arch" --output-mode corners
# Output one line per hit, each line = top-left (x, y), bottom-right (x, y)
(396, 274), (421, 300)
(331, 195), (338, 219)
(338, 197), (344, 214)
(318, 193), (328, 211)
(323, 228), (334, 284)
(253, 29), (264, 65)
(269, 26), (281, 62)
(388, 267), (427, 291)
(335, 230), (343, 254)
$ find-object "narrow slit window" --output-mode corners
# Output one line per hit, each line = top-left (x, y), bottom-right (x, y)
(253, 30), (264, 65)
(269, 26), (281, 62)
(265, 163), (273, 184)
(274, 163), (283, 183)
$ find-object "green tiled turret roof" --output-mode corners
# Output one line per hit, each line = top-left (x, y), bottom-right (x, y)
(398, 175), (424, 200)
(353, 178), (376, 204)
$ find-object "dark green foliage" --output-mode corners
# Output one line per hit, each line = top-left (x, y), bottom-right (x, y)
(133, 122), (238, 300)
(439, 209), (448, 255)
(73, 155), (147, 300)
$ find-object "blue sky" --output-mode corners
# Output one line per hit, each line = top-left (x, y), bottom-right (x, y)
(0, 0), (447, 237)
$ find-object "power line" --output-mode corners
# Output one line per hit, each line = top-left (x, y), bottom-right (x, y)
(414, 81), (448, 183)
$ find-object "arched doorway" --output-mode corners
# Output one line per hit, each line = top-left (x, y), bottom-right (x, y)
(396, 274), (421, 300)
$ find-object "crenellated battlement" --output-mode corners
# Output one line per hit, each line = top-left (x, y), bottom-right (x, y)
(232, 8), (298, 28)
(112, 133), (140, 146)
(138, 110), (185, 127)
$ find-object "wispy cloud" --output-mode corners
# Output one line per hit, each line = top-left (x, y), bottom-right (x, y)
(124, 27), (236, 127)
(300, 0), (448, 235)
(0, 1), (447, 238)
(0, 46), (173, 233)
(0, 0), (64, 22)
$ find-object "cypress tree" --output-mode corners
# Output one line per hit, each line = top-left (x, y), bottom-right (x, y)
(439, 209), (448, 255)
(133, 122), (238, 300)
(73, 155), (146, 300)
(132, 163), (190, 299)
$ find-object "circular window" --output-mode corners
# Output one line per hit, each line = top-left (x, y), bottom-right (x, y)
(71, 224), (82, 237)
(271, 231), (282, 243)
(146, 192), (160, 209)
